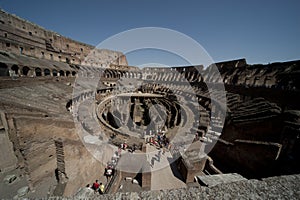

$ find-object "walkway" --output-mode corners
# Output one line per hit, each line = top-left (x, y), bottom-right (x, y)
(147, 144), (186, 190)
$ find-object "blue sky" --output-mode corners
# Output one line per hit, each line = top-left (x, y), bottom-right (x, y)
(0, 0), (299, 66)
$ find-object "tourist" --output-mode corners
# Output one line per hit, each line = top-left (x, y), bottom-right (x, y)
(123, 142), (128, 150)
(129, 143), (137, 153)
(157, 150), (161, 162)
(165, 138), (170, 150)
(162, 147), (166, 155)
(85, 184), (94, 192)
(118, 147), (122, 157)
(157, 134), (161, 142)
(105, 166), (113, 181)
(99, 183), (105, 194)
(110, 133), (116, 139)
(151, 157), (155, 167)
(150, 137), (154, 144)
(92, 180), (100, 193)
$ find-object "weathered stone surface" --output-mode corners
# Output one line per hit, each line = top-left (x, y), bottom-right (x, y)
(0, 7), (299, 199)
(17, 186), (29, 197)
(0, 9), (127, 68)
(195, 173), (247, 187)
(3, 174), (17, 184)
(71, 174), (300, 199)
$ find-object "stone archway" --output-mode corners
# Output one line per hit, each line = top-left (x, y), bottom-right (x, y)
(52, 70), (58, 77)
(44, 68), (51, 76)
(66, 71), (71, 77)
(35, 68), (42, 76)
(0, 62), (9, 76)
(59, 70), (65, 76)
(11, 65), (19, 75)
(22, 66), (30, 76)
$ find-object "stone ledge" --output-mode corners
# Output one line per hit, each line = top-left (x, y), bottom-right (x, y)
(69, 174), (300, 199)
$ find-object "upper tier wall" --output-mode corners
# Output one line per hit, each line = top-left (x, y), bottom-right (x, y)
(0, 9), (128, 67)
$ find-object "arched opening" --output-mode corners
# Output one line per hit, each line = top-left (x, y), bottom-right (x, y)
(66, 71), (71, 77)
(71, 71), (76, 76)
(0, 63), (9, 76)
(44, 68), (51, 76)
(66, 99), (72, 111)
(59, 70), (65, 76)
(22, 66), (30, 76)
(11, 65), (19, 75)
(35, 68), (42, 76)
(52, 69), (58, 76)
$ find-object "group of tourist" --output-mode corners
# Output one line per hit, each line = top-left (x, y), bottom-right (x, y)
(85, 137), (171, 193)
(119, 142), (128, 151)
(119, 142), (138, 153)
(86, 180), (105, 194)
(146, 132), (170, 151)
(84, 146), (123, 195)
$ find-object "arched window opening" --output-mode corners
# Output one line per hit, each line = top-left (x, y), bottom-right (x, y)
(59, 70), (65, 76)
(35, 68), (42, 76)
(0, 63), (9, 76)
(44, 69), (51, 76)
(22, 66), (30, 76)
(19, 47), (23, 54)
(66, 71), (71, 77)
(52, 70), (58, 76)
(11, 65), (19, 75)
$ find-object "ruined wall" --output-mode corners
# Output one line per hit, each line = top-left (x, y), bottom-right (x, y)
(205, 59), (300, 178)
(0, 75), (108, 197)
(73, 174), (300, 199)
(0, 8), (299, 198)
(0, 112), (17, 172)
(8, 116), (105, 196)
(13, 117), (72, 187)
(0, 9), (127, 67)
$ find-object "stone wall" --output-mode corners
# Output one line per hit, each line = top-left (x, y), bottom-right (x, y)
(73, 174), (300, 199)
(0, 8), (299, 198)
(0, 9), (127, 67)
(0, 111), (17, 172)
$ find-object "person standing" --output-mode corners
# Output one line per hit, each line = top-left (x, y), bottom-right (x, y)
(118, 147), (122, 157)
(92, 180), (100, 193)
(105, 166), (113, 181)
(99, 182), (105, 194)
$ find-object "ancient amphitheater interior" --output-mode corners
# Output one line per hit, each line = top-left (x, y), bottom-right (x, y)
(0, 9), (299, 199)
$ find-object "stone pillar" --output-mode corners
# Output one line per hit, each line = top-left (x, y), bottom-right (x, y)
(142, 171), (151, 190)
(141, 143), (151, 190)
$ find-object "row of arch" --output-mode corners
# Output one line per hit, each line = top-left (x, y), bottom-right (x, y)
(99, 68), (206, 84)
(0, 62), (76, 77)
